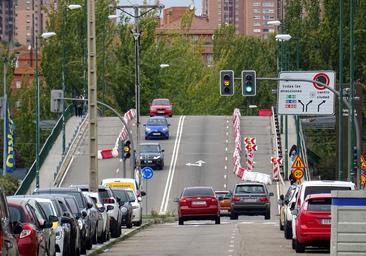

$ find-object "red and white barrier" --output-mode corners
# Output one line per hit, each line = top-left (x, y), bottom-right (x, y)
(98, 109), (136, 159)
(232, 108), (246, 178)
(271, 156), (282, 180)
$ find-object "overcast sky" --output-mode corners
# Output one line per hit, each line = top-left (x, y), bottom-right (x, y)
(120, 0), (203, 15)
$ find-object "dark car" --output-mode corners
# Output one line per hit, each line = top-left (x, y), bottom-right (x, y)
(139, 143), (165, 170)
(144, 116), (170, 140)
(149, 98), (173, 117)
(110, 188), (133, 228)
(83, 194), (104, 244)
(0, 191), (22, 256)
(176, 186), (220, 225)
(230, 182), (273, 220)
(7, 198), (56, 256)
(23, 194), (81, 255)
(33, 187), (94, 253)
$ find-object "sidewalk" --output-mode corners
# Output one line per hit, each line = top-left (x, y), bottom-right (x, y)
(27, 116), (84, 193)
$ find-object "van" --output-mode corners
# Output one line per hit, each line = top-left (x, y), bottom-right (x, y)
(291, 180), (355, 248)
(101, 178), (141, 197)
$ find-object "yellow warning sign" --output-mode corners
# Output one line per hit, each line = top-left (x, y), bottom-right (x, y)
(361, 174), (366, 186)
(291, 155), (305, 169)
(292, 168), (304, 180)
(361, 155), (366, 171)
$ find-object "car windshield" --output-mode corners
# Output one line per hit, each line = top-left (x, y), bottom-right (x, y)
(304, 186), (351, 199)
(140, 144), (160, 153)
(307, 198), (331, 211)
(64, 198), (79, 215)
(38, 202), (56, 217)
(9, 206), (25, 223)
(182, 188), (214, 197)
(112, 190), (129, 203)
(126, 191), (136, 201)
(98, 189), (111, 200)
(147, 118), (168, 126)
(152, 99), (170, 105)
(235, 185), (265, 194)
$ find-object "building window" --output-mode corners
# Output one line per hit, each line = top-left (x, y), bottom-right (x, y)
(263, 2), (275, 7)
(263, 28), (269, 32)
(253, 15), (261, 20)
(253, 9), (260, 14)
(16, 81), (22, 89)
(253, 2), (261, 7)
(253, 22), (261, 27)
(253, 29), (261, 33)
(263, 16), (275, 20)
(263, 9), (274, 14)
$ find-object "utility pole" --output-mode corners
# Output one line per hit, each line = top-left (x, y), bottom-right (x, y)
(111, 4), (164, 185)
(87, 0), (98, 192)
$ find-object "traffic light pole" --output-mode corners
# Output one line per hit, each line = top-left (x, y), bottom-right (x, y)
(257, 77), (362, 189)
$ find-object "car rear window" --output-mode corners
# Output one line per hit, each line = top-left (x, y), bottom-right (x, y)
(112, 190), (129, 203)
(140, 144), (160, 153)
(9, 206), (25, 223)
(235, 185), (265, 194)
(307, 198), (331, 211)
(126, 191), (136, 201)
(64, 198), (79, 215)
(153, 99), (170, 105)
(147, 118), (167, 126)
(182, 188), (214, 197)
(38, 202), (55, 217)
(98, 189), (112, 200)
(304, 186), (351, 198)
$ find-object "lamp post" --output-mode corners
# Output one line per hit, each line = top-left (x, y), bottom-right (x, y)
(275, 33), (292, 180)
(338, 0), (344, 181)
(61, 4), (82, 156)
(157, 63), (169, 97)
(35, 32), (56, 189)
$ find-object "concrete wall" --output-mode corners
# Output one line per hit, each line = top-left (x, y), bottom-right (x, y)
(331, 190), (366, 255)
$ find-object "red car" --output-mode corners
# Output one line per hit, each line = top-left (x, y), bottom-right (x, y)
(149, 98), (173, 117)
(177, 187), (220, 225)
(293, 194), (331, 253)
(7, 198), (55, 256)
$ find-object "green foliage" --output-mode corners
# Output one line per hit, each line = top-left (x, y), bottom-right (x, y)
(0, 175), (19, 196)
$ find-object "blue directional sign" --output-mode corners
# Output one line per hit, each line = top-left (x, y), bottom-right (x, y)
(142, 167), (154, 180)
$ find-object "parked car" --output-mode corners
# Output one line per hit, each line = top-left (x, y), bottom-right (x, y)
(176, 186), (220, 225)
(122, 188), (142, 226)
(215, 191), (232, 216)
(278, 184), (299, 239)
(102, 178), (143, 198)
(83, 194), (104, 245)
(139, 143), (165, 170)
(7, 197), (56, 256)
(292, 194), (332, 253)
(110, 188), (134, 228)
(33, 188), (93, 253)
(0, 191), (22, 256)
(230, 182), (273, 220)
(144, 116), (170, 140)
(85, 192), (111, 243)
(290, 180), (355, 249)
(72, 185), (123, 238)
(149, 98), (173, 117)
(22, 194), (81, 255)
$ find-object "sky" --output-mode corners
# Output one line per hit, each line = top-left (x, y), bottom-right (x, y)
(120, 0), (203, 15)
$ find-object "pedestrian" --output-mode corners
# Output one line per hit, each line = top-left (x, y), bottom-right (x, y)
(76, 95), (84, 117)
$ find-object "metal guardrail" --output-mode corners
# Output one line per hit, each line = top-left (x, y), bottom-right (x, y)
(15, 105), (74, 195)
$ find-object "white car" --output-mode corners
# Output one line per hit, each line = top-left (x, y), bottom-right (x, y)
(83, 192), (111, 243)
(124, 188), (142, 226)
(291, 180), (355, 249)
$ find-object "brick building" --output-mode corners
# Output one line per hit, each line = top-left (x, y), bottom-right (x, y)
(0, 0), (15, 42)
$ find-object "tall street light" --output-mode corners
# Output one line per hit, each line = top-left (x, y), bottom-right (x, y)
(61, 4), (82, 156)
(157, 63), (170, 97)
(275, 33), (292, 180)
(35, 31), (56, 189)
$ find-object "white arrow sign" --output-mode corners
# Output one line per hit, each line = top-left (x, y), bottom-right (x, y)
(186, 160), (206, 167)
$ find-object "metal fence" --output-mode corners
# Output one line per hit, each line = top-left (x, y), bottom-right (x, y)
(15, 105), (73, 195)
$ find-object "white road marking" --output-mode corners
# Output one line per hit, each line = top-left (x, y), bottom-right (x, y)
(228, 249), (234, 252)
(239, 221), (254, 224)
(225, 147), (228, 151)
(227, 120), (229, 124)
(224, 174), (227, 179)
(226, 125), (229, 129)
(224, 165), (227, 170)
(226, 139), (228, 143)
(159, 115), (185, 214)
(263, 222), (277, 225)
(230, 240), (234, 244)
(224, 184), (227, 188)
(59, 156), (74, 187)
(116, 168), (119, 173)
(226, 132), (229, 136)
(225, 157), (228, 161)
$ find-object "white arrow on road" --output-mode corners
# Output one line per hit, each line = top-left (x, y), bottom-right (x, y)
(186, 160), (206, 167)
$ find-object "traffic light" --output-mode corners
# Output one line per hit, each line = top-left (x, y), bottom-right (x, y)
(220, 70), (234, 96)
(242, 70), (256, 96)
(122, 140), (131, 159)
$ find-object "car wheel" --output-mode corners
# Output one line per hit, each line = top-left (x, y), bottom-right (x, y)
(134, 215), (142, 226)
(292, 239), (296, 250)
(230, 212), (238, 220)
(178, 218), (184, 225)
(86, 233), (93, 250)
(284, 220), (292, 239)
(111, 221), (119, 238)
(92, 225), (98, 244)
(80, 241), (87, 255)
(265, 210), (270, 220)
(215, 216), (220, 224)
(127, 218), (133, 228)
(98, 229), (105, 244)
(295, 239), (305, 253)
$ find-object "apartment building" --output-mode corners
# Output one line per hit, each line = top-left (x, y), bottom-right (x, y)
(0, 0), (15, 42)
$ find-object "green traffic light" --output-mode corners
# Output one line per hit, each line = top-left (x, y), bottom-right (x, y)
(245, 83), (253, 93)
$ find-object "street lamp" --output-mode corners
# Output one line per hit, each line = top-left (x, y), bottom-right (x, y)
(61, 3), (82, 156)
(35, 31), (56, 189)
(160, 64), (170, 68)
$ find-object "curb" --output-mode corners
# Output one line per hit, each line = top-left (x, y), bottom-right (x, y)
(87, 221), (154, 256)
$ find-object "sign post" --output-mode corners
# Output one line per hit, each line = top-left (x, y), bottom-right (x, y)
(142, 167), (154, 215)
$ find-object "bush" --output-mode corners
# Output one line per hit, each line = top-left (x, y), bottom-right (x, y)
(0, 175), (19, 195)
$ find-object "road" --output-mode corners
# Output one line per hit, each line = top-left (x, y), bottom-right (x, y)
(61, 115), (329, 255)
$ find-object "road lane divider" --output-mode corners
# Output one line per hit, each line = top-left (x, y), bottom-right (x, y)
(159, 115), (186, 214)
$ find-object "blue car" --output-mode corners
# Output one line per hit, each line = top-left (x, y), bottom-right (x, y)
(144, 116), (170, 140)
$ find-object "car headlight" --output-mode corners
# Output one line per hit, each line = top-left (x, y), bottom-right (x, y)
(120, 207), (128, 214)
(145, 127), (151, 131)
(162, 128), (168, 131)
(56, 230), (63, 240)
(78, 219), (83, 230)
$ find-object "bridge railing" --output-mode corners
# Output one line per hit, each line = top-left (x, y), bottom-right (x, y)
(15, 105), (73, 195)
